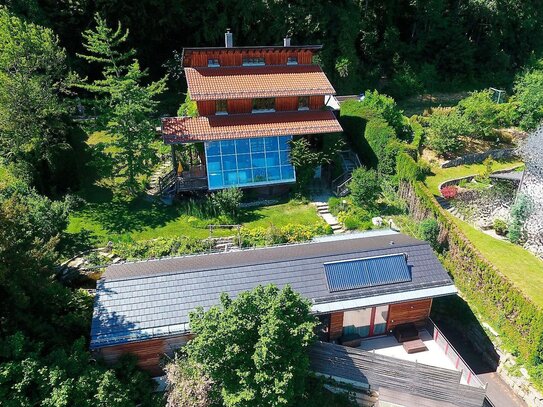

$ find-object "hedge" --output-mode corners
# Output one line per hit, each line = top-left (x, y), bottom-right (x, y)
(399, 180), (543, 377)
(396, 152), (424, 181)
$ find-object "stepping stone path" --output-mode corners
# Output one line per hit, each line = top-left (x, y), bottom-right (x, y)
(314, 201), (344, 234)
(147, 160), (173, 197)
(435, 195), (465, 221)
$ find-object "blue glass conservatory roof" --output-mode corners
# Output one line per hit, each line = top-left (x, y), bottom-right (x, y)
(205, 136), (296, 190)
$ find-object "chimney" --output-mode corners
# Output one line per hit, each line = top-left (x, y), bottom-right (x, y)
(225, 29), (233, 48)
(283, 37), (291, 47)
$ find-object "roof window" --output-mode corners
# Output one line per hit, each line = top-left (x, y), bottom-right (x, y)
(208, 58), (220, 67)
(242, 57), (265, 66)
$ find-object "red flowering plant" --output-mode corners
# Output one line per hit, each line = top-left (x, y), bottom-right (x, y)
(440, 185), (458, 199)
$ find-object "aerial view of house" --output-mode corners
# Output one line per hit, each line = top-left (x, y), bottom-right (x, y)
(158, 32), (342, 194)
(3, 2), (543, 407)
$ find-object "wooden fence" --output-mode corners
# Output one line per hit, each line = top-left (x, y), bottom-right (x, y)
(310, 341), (486, 407)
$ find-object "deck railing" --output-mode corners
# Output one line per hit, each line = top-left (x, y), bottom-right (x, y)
(426, 318), (486, 389)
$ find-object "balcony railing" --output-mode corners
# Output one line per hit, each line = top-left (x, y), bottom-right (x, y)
(426, 318), (486, 389)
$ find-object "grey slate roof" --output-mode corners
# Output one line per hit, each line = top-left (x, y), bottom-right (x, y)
(90, 232), (454, 349)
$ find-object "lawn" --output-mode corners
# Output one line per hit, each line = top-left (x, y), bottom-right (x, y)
(422, 158), (543, 306)
(66, 130), (326, 248)
(453, 216), (543, 307)
(424, 158), (524, 194)
(67, 197), (325, 246)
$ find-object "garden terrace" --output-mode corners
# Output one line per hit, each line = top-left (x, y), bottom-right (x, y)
(161, 110), (342, 143)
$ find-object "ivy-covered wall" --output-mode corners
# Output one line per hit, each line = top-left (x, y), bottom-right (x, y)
(398, 181), (543, 375)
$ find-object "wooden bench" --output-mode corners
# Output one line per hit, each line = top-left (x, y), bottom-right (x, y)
(402, 338), (428, 354)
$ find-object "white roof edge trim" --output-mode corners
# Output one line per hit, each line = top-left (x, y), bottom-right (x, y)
(311, 285), (458, 314)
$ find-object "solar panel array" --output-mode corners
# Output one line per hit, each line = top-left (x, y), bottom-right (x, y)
(324, 253), (411, 292)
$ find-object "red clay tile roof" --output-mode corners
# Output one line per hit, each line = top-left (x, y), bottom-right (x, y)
(161, 110), (342, 143)
(185, 65), (336, 101)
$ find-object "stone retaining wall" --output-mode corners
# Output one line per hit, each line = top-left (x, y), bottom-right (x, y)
(441, 148), (517, 168)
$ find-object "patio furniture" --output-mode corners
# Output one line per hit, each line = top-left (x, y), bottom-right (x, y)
(339, 333), (362, 347)
(402, 338), (428, 354)
(393, 323), (419, 343)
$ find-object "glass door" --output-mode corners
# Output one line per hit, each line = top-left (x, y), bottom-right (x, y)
(372, 305), (389, 335)
(342, 308), (372, 337)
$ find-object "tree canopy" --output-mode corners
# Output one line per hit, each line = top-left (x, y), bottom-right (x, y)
(181, 285), (317, 407)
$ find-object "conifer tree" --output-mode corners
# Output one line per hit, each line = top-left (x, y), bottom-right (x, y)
(78, 15), (167, 194)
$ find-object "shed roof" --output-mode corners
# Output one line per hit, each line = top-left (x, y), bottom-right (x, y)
(185, 65), (335, 101)
(161, 110), (342, 143)
(91, 231), (456, 349)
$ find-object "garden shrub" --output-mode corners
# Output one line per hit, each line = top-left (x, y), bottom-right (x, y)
(493, 219), (508, 236)
(386, 63), (423, 101)
(238, 223), (331, 247)
(208, 188), (243, 221)
(338, 207), (373, 231)
(509, 194), (531, 244)
(440, 185), (458, 199)
(112, 237), (213, 260)
(358, 90), (405, 135)
(349, 167), (381, 208)
(409, 118), (425, 152)
(418, 218), (440, 250)
(457, 90), (499, 139)
(427, 108), (470, 156)
(513, 67), (543, 131)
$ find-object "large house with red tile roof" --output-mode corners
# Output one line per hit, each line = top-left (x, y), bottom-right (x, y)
(160, 31), (343, 193)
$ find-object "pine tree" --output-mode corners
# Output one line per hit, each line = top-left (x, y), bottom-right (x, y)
(78, 14), (167, 194)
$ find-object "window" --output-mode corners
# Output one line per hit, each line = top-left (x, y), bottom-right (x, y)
(252, 98), (275, 112)
(207, 58), (220, 67)
(205, 136), (295, 190)
(216, 100), (227, 115)
(287, 56), (298, 65)
(242, 57), (265, 66)
(298, 96), (309, 111)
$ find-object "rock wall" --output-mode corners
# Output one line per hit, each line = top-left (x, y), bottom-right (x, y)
(441, 148), (517, 168)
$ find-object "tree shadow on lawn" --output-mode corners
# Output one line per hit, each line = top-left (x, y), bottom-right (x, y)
(79, 196), (183, 235)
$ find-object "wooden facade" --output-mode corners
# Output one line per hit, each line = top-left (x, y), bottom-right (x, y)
(185, 49), (314, 68)
(95, 299), (434, 375)
(96, 334), (194, 376)
(227, 98), (252, 114)
(197, 96), (324, 116)
(387, 299), (432, 330)
(275, 96), (299, 111)
(330, 312), (344, 340)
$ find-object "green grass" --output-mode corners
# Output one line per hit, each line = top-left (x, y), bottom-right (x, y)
(422, 158), (543, 306)
(453, 216), (543, 307)
(67, 129), (327, 248)
(67, 198), (325, 246)
(425, 158), (524, 194)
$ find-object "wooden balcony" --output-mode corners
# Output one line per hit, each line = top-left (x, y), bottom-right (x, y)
(176, 165), (208, 191)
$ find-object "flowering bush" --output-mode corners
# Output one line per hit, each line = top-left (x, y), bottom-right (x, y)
(440, 185), (458, 199)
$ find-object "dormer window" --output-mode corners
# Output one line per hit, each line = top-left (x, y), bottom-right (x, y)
(287, 56), (298, 65)
(243, 57), (265, 66)
(208, 58), (220, 67)
(216, 100), (228, 115)
(298, 96), (309, 111)
(252, 98), (275, 113)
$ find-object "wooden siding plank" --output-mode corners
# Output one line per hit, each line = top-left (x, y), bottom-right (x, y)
(275, 96), (298, 111)
(309, 95), (325, 110)
(197, 100), (216, 116)
(227, 99), (252, 114)
(330, 312), (344, 340)
(387, 299), (432, 331)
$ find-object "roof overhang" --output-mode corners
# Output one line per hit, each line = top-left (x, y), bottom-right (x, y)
(161, 110), (343, 143)
(185, 65), (336, 101)
(311, 285), (458, 314)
